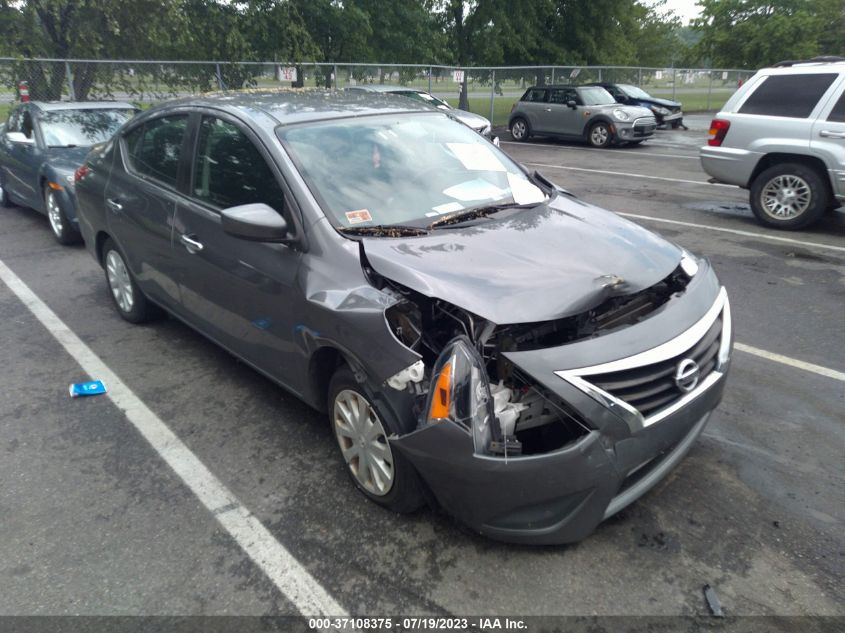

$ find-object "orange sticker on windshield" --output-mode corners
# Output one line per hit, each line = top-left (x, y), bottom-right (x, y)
(345, 209), (372, 225)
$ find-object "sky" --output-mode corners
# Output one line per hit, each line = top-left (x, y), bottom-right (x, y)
(656, 0), (704, 24)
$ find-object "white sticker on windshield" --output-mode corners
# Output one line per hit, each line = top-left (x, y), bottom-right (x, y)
(443, 179), (507, 202)
(446, 143), (506, 172)
(507, 173), (546, 205)
(432, 201), (464, 214)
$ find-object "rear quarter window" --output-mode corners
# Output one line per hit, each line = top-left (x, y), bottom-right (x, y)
(828, 90), (845, 123)
(739, 73), (838, 118)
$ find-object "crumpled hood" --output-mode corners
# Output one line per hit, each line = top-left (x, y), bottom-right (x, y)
(362, 195), (683, 325)
(635, 96), (681, 109)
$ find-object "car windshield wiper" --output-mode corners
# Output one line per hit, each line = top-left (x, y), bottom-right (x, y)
(48, 144), (79, 148)
(428, 201), (539, 230)
(337, 224), (428, 237)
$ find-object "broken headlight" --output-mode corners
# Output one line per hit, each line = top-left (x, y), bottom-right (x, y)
(425, 336), (506, 456)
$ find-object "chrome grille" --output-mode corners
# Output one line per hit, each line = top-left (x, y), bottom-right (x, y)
(588, 315), (722, 416)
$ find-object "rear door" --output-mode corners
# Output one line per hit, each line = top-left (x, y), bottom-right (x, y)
(4, 106), (43, 208)
(810, 76), (845, 198)
(104, 113), (190, 311)
(171, 112), (304, 382)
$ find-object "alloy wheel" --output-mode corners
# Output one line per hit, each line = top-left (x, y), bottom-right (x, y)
(511, 120), (527, 140)
(46, 191), (63, 237)
(105, 250), (135, 313)
(590, 124), (609, 146)
(760, 174), (811, 220)
(333, 389), (394, 496)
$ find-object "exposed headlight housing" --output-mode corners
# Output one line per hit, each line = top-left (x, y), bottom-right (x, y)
(612, 109), (630, 121)
(652, 106), (671, 116)
(425, 336), (507, 456)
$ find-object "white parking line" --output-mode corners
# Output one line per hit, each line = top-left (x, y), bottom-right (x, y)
(0, 259), (346, 618)
(523, 161), (734, 187)
(617, 212), (845, 254)
(735, 343), (845, 382)
(501, 140), (698, 160)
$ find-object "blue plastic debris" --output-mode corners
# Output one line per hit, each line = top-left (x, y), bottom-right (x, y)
(69, 380), (108, 398)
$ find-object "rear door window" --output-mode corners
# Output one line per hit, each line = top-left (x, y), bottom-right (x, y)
(123, 115), (188, 188)
(191, 116), (286, 215)
(739, 74), (838, 118)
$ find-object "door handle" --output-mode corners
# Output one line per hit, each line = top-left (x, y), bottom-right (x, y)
(106, 198), (123, 212)
(180, 233), (204, 254)
(819, 130), (845, 139)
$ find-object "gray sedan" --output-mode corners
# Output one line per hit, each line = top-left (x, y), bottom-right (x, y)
(75, 89), (731, 544)
(509, 85), (657, 147)
(0, 101), (136, 244)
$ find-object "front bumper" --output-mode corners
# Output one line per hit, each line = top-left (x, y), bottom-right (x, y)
(616, 117), (657, 142)
(392, 266), (731, 544)
(660, 111), (683, 123)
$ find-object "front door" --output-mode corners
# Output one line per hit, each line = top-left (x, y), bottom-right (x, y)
(543, 88), (584, 136)
(104, 114), (189, 310)
(172, 114), (304, 384)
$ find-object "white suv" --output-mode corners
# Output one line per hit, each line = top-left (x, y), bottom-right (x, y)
(700, 56), (845, 230)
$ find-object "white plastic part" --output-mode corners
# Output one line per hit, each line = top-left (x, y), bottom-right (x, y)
(489, 381), (527, 438)
(386, 360), (425, 390)
(680, 252), (699, 277)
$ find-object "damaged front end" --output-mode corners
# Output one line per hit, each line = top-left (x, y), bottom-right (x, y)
(372, 249), (731, 544)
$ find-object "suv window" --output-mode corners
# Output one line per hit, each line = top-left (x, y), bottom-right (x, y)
(124, 115), (188, 188)
(739, 73), (838, 118)
(523, 88), (548, 103)
(828, 90), (845, 123)
(192, 116), (285, 215)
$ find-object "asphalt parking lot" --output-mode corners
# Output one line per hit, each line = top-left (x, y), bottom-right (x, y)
(1, 114), (843, 624)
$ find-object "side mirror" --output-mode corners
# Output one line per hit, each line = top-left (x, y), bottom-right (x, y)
(566, 100), (577, 109)
(221, 203), (291, 242)
(7, 131), (34, 145)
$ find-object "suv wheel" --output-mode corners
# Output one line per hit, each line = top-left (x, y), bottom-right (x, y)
(588, 122), (612, 148)
(510, 118), (529, 142)
(750, 163), (829, 230)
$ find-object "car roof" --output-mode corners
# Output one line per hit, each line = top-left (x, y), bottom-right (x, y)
(526, 85), (602, 90)
(140, 89), (434, 126)
(29, 101), (137, 112)
(758, 61), (845, 76)
(347, 85), (423, 93)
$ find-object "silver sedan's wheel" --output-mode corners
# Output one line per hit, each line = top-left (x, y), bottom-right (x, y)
(46, 190), (63, 238)
(760, 174), (811, 220)
(0, 180), (9, 207)
(333, 388), (394, 496)
(105, 250), (135, 314)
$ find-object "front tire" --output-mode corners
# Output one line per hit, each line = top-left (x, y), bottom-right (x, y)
(749, 163), (829, 230)
(328, 365), (424, 513)
(102, 238), (161, 323)
(588, 121), (612, 148)
(509, 117), (530, 142)
(0, 176), (10, 208)
(45, 187), (80, 245)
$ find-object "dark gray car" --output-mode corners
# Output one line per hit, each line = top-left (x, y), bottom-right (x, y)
(75, 90), (732, 544)
(0, 101), (137, 243)
(509, 85), (657, 147)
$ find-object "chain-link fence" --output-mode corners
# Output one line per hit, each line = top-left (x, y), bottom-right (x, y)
(0, 58), (756, 126)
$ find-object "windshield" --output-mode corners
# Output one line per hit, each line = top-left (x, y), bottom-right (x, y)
(279, 112), (546, 229)
(618, 84), (653, 100)
(394, 90), (450, 109)
(577, 87), (617, 106)
(40, 109), (135, 147)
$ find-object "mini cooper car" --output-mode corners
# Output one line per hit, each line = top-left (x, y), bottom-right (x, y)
(0, 101), (137, 243)
(75, 90), (731, 544)
(508, 85), (657, 147)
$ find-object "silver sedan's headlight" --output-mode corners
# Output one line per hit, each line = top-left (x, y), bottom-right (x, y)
(612, 109), (630, 121)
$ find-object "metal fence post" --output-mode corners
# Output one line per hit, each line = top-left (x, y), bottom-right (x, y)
(215, 63), (224, 90)
(598, 68), (602, 82)
(334, 64), (338, 89)
(65, 61), (75, 100)
(489, 70), (495, 124)
(428, 66), (432, 93)
(707, 71), (713, 111)
(671, 68), (677, 101)
(550, 66), (555, 85)
(638, 67), (642, 87)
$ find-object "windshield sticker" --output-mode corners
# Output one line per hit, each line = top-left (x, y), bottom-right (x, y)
(345, 209), (373, 224)
(432, 201), (464, 214)
(507, 173), (547, 205)
(443, 179), (507, 202)
(446, 143), (506, 172)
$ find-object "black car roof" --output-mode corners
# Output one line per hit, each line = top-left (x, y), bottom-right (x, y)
(138, 89), (434, 127)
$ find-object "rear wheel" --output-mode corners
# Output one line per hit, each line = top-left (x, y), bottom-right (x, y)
(328, 365), (425, 513)
(510, 117), (530, 142)
(588, 121), (612, 148)
(102, 238), (161, 323)
(0, 176), (10, 207)
(45, 187), (80, 245)
(750, 163), (829, 230)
